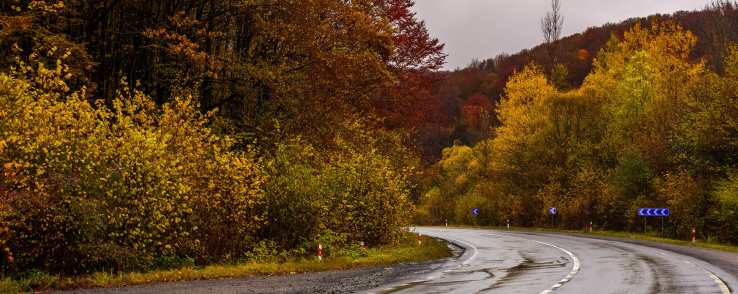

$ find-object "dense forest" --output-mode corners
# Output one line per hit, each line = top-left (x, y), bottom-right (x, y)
(0, 0), (445, 275)
(414, 1), (738, 245)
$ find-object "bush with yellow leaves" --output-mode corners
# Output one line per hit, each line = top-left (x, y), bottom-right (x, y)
(259, 119), (415, 254)
(0, 51), (264, 274)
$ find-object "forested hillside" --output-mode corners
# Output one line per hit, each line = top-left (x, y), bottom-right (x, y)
(0, 0), (445, 275)
(416, 1), (738, 159)
(415, 2), (738, 245)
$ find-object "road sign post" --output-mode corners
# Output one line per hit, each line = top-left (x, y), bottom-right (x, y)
(638, 208), (670, 233)
(549, 207), (557, 228)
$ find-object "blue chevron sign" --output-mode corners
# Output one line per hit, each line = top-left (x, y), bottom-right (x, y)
(549, 207), (557, 214)
(638, 208), (669, 217)
(472, 209), (479, 215)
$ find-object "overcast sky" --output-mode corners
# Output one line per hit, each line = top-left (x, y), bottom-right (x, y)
(411, 0), (715, 70)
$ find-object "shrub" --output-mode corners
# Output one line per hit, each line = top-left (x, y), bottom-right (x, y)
(0, 55), (264, 274)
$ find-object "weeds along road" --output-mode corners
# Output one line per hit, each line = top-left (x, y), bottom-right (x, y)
(360, 227), (738, 294)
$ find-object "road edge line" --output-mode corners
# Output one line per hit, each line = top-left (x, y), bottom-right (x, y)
(685, 260), (731, 294)
(437, 236), (478, 266)
(659, 252), (731, 294)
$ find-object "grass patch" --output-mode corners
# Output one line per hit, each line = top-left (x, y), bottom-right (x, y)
(0, 234), (453, 294)
(425, 224), (738, 254)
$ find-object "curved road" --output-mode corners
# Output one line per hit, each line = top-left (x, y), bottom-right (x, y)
(361, 227), (738, 294)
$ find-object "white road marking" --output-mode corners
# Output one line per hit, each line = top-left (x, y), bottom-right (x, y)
(437, 236), (478, 265)
(368, 234), (477, 294)
(486, 233), (580, 294)
(659, 252), (731, 294)
(684, 261), (731, 294)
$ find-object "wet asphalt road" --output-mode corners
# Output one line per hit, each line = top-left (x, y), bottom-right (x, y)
(359, 227), (738, 294)
(70, 228), (738, 294)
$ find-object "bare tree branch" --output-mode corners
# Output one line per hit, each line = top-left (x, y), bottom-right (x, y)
(541, 0), (564, 70)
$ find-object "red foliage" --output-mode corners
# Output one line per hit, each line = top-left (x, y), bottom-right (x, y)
(371, 0), (448, 130)
(466, 93), (495, 111)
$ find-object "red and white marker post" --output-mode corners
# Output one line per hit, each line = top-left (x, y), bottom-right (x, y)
(360, 241), (365, 249)
(590, 222), (593, 233)
(318, 244), (322, 261)
(507, 220), (509, 229)
(418, 233), (422, 245)
(693, 229), (696, 243)
(445, 219), (448, 227)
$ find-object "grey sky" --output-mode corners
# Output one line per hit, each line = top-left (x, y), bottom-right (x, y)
(411, 0), (714, 70)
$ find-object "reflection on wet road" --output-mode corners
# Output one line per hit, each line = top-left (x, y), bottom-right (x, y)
(361, 228), (737, 294)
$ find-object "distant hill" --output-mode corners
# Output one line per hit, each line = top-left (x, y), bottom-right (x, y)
(416, 1), (738, 162)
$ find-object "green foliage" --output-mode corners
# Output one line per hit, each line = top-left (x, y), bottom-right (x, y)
(149, 256), (196, 271)
(550, 64), (570, 92)
(258, 118), (415, 256)
(454, 192), (495, 226)
(611, 148), (654, 199)
(714, 174), (738, 242)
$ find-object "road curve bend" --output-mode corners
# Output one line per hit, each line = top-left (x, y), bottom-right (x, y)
(361, 227), (738, 294)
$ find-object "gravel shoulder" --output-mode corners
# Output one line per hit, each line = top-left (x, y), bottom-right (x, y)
(73, 239), (462, 294)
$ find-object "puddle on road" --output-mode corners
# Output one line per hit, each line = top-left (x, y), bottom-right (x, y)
(483, 254), (568, 291)
(446, 268), (496, 279)
(590, 242), (691, 293)
(379, 247), (568, 293)
(378, 267), (498, 293)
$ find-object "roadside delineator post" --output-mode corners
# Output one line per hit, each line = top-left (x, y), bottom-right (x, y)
(693, 229), (696, 243)
(360, 241), (365, 249)
(507, 220), (509, 229)
(590, 222), (593, 233)
(318, 244), (322, 261)
(117, 263), (122, 276)
(445, 219), (448, 226)
(418, 233), (422, 245)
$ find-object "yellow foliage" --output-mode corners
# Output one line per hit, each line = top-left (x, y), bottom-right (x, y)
(421, 20), (738, 238)
(0, 57), (264, 270)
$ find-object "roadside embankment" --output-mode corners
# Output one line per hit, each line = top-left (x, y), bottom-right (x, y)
(0, 233), (454, 294)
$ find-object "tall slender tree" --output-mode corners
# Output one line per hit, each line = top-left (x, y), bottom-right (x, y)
(541, 0), (564, 71)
